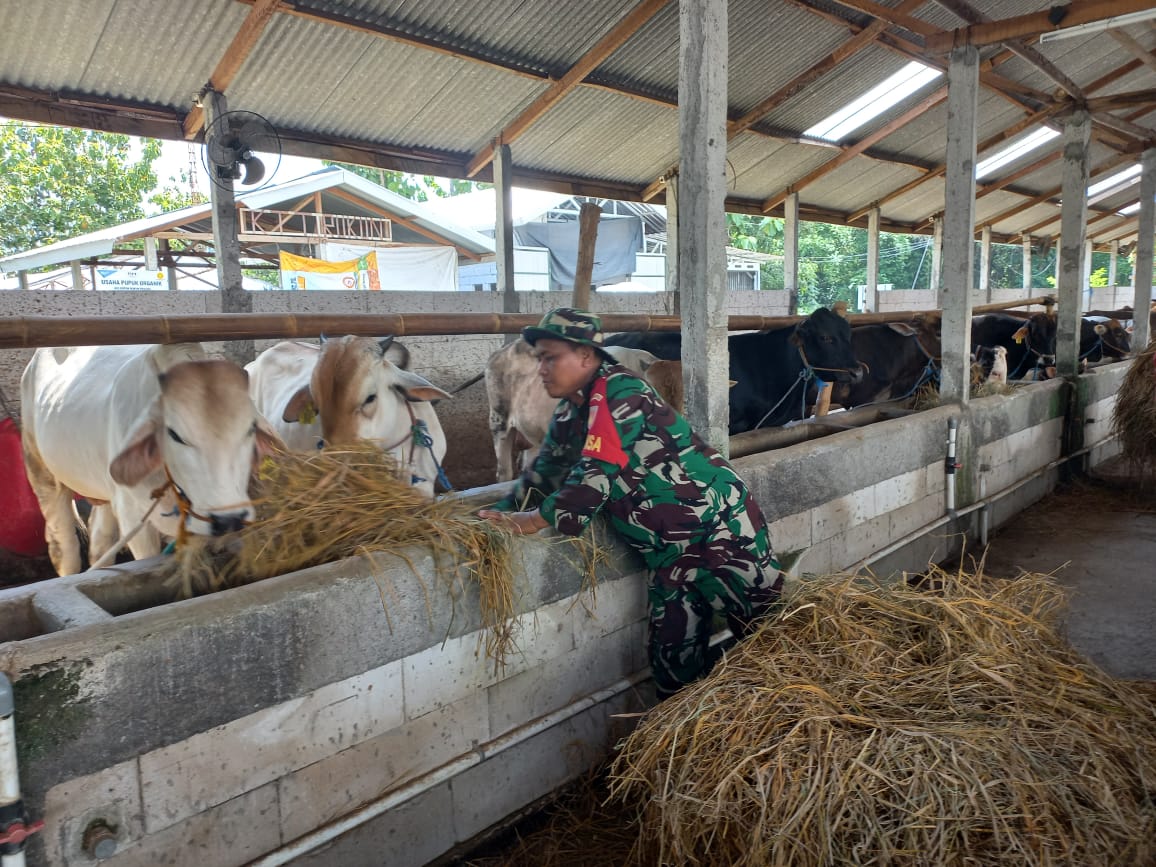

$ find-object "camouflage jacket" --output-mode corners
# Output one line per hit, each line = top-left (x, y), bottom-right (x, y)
(493, 363), (774, 571)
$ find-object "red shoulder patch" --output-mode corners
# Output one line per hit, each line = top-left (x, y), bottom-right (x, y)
(581, 377), (629, 468)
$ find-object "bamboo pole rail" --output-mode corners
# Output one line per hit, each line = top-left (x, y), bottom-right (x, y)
(0, 297), (1055, 350)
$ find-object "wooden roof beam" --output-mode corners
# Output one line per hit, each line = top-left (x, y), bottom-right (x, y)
(464, 0), (670, 178)
(1110, 29), (1156, 73)
(761, 87), (947, 213)
(183, 0), (282, 139)
(925, 0), (1156, 53)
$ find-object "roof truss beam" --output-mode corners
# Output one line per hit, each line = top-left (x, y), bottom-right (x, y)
(925, 0), (1156, 53)
(463, 0), (671, 177)
(183, 0), (281, 139)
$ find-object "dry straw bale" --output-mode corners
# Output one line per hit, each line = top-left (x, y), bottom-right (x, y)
(1111, 341), (1156, 475)
(156, 444), (596, 667)
(609, 568), (1156, 867)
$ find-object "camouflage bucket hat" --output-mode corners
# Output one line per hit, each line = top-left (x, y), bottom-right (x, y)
(522, 307), (612, 357)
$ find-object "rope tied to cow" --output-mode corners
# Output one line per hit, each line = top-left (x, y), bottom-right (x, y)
(752, 368), (814, 431)
(86, 464), (202, 570)
(380, 401), (454, 491)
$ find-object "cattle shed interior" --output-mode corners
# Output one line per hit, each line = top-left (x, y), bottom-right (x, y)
(2, 1), (1156, 866)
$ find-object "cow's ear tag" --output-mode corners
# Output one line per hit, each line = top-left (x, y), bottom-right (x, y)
(299, 404), (317, 425)
(1014, 335), (1024, 344)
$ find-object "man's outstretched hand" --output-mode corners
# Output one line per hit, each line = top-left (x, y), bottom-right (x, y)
(477, 509), (550, 535)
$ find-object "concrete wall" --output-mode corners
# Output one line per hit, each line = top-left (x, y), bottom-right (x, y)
(0, 289), (790, 490)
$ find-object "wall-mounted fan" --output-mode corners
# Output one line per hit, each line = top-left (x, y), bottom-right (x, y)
(202, 110), (281, 190)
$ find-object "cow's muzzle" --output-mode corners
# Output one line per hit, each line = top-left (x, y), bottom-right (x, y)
(209, 511), (249, 536)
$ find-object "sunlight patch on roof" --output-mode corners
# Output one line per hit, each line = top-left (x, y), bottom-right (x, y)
(1088, 164), (1141, 204)
(1118, 201), (1141, 216)
(803, 61), (942, 143)
(975, 127), (1059, 179)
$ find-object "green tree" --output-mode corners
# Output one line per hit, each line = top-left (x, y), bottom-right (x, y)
(0, 123), (161, 257)
(323, 161), (487, 200)
(149, 173), (208, 213)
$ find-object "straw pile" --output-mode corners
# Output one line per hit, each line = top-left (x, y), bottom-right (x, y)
(1111, 340), (1156, 475)
(608, 568), (1156, 867)
(155, 443), (582, 667)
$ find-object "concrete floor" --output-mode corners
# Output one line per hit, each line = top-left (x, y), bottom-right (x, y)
(982, 458), (1156, 681)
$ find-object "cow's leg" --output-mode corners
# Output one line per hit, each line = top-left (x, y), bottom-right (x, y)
(87, 505), (120, 568)
(125, 523), (162, 563)
(492, 424), (517, 482)
(20, 436), (82, 576)
(111, 491), (164, 563)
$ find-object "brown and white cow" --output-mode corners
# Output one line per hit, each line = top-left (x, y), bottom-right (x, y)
(21, 344), (282, 576)
(246, 336), (451, 498)
(484, 342), (667, 481)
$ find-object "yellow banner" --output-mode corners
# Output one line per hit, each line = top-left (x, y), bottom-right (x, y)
(279, 250), (381, 291)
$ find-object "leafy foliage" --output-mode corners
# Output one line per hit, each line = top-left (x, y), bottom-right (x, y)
(323, 161), (488, 200)
(0, 123), (161, 257)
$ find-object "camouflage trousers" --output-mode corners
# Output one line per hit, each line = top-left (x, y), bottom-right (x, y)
(647, 542), (783, 696)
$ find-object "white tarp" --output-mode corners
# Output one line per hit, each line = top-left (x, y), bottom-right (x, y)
(319, 243), (458, 292)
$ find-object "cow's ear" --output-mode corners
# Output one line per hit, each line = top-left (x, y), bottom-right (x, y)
(282, 385), (317, 424)
(254, 413), (285, 457)
(395, 369), (452, 402)
(887, 322), (917, 337)
(110, 412), (162, 487)
(1012, 325), (1028, 343)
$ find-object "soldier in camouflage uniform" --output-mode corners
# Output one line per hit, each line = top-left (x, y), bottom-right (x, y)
(479, 308), (782, 697)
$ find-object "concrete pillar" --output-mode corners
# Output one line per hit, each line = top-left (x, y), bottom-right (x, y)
(783, 192), (799, 315)
(17, 270), (29, 291)
(1108, 239), (1119, 299)
(1132, 147), (1156, 351)
(70, 260), (84, 291)
(665, 173), (680, 316)
(939, 45), (979, 405)
(1056, 110), (1091, 379)
(1022, 236), (1032, 292)
(979, 225), (992, 303)
(864, 207), (880, 312)
(493, 142), (518, 341)
(204, 89), (253, 365)
(678, 0), (729, 455)
(931, 215), (944, 301)
(1083, 238), (1094, 311)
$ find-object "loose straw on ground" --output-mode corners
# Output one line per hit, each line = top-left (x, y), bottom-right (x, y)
(156, 443), (597, 668)
(608, 567), (1156, 867)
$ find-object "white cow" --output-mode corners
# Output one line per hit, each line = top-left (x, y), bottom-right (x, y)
(246, 336), (452, 498)
(484, 342), (661, 482)
(21, 344), (283, 576)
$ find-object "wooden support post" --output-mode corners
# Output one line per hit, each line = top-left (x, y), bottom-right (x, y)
(1132, 147), (1156, 351)
(1108, 239), (1119, 300)
(1022, 236), (1033, 292)
(865, 207), (880, 312)
(571, 202), (601, 309)
(1056, 111), (1091, 380)
(940, 45), (979, 406)
(679, 0), (729, 455)
(784, 192), (800, 315)
(204, 88), (254, 365)
(17, 271), (29, 291)
(493, 142), (518, 340)
(162, 239), (179, 291)
(70, 260), (84, 291)
(814, 382), (832, 417)
(979, 225), (992, 303)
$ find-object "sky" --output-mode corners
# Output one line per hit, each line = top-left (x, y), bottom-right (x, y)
(150, 137), (322, 204)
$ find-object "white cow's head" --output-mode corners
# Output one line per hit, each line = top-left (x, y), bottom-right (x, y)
(109, 360), (283, 536)
(282, 336), (451, 452)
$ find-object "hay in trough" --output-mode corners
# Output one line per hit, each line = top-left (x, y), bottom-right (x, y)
(1111, 340), (1156, 476)
(156, 443), (593, 667)
(608, 568), (1156, 867)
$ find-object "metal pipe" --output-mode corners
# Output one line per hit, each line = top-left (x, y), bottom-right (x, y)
(247, 670), (650, 867)
(0, 297), (1055, 350)
(979, 474), (990, 547)
(859, 436), (1113, 571)
(0, 674), (33, 867)
(945, 417), (959, 513)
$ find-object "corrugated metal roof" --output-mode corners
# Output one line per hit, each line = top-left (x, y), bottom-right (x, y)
(1, 0), (1154, 249)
